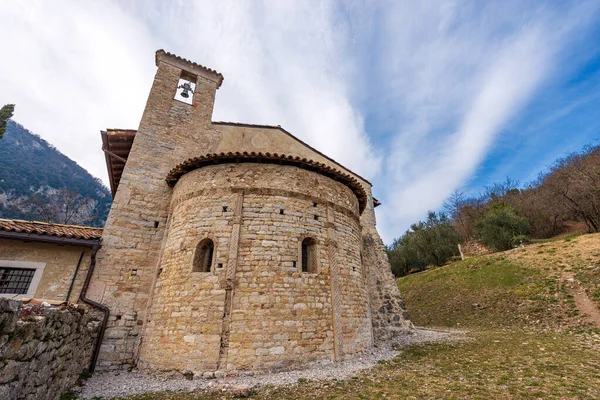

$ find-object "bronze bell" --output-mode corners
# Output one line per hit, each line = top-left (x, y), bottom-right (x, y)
(178, 82), (193, 98)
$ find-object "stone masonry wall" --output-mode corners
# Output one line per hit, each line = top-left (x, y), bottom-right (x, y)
(138, 163), (371, 375)
(0, 299), (101, 400)
(92, 55), (225, 369)
(358, 192), (413, 345)
(94, 49), (411, 370)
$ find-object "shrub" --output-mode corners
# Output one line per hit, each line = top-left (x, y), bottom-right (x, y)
(387, 212), (461, 277)
(474, 203), (531, 251)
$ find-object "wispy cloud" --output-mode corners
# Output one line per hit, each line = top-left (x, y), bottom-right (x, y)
(0, 1), (598, 243)
(374, 1), (600, 241)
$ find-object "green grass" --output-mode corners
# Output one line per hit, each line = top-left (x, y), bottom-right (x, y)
(114, 330), (600, 400)
(398, 234), (600, 329)
(397, 256), (560, 329)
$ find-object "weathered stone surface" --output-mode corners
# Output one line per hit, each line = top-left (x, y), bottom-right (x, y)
(92, 50), (412, 374)
(0, 299), (101, 400)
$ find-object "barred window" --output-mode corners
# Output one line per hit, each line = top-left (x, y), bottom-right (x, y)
(0, 268), (35, 294)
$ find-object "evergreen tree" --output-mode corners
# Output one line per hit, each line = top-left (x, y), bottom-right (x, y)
(386, 211), (462, 277)
(474, 203), (531, 251)
(0, 104), (15, 140)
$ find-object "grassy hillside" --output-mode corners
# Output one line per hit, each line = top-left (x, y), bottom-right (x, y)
(398, 233), (600, 331)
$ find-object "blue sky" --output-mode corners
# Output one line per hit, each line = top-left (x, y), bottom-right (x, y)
(0, 1), (599, 243)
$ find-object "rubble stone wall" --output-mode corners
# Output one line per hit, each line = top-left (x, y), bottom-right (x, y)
(0, 299), (101, 400)
(362, 232), (413, 345)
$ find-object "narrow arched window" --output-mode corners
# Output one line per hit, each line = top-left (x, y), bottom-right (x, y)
(301, 237), (317, 273)
(193, 239), (214, 272)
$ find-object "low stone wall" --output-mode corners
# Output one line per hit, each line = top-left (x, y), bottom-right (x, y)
(0, 298), (101, 400)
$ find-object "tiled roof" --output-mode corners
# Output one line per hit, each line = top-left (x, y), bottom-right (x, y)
(166, 152), (368, 214)
(0, 219), (102, 241)
(156, 49), (224, 88)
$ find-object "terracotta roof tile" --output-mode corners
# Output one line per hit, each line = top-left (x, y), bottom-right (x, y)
(0, 219), (102, 241)
(166, 152), (368, 214)
(156, 49), (224, 88)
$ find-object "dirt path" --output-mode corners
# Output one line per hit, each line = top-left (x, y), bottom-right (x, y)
(562, 271), (600, 328)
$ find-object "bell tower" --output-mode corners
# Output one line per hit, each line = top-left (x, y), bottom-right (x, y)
(91, 50), (224, 370)
(139, 49), (223, 129)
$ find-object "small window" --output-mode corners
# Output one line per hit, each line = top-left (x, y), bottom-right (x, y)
(301, 238), (317, 273)
(193, 239), (214, 272)
(0, 268), (35, 294)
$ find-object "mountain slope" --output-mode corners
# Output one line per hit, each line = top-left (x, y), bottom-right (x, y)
(0, 120), (111, 227)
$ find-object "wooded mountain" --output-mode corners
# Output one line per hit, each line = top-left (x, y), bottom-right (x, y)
(0, 120), (111, 227)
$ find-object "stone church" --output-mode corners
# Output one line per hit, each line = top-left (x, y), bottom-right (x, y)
(91, 50), (412, 375)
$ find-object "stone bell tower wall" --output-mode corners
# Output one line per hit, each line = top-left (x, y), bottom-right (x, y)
(137, 163), (372, 374)
(91, 52), (225, 369)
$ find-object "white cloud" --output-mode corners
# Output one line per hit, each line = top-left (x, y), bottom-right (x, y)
(0, 0), (380, 186)
(0, 1), (597, 243)
(375, 0), (600, 242)
(0, 0), (156, 182)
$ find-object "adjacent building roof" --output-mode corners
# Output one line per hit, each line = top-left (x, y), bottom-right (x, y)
(0, 219), (102, 246)
(166, 152), (368, 214)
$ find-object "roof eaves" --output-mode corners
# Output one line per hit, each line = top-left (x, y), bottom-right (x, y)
(101, 131), (117, 196)
(156, 49), (224, 89)
(0, 218), (103, 243)
(166, 152), (368, 214)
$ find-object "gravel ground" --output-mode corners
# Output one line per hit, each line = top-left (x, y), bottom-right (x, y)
(78, 328), (466, 399)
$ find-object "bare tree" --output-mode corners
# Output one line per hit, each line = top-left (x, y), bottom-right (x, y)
(444, 190), (470, 240)
(29, 189), (97, 225)
(543, 146), (600, 232)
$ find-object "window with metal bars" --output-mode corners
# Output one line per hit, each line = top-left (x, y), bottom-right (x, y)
(0, 267), (35, 294)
